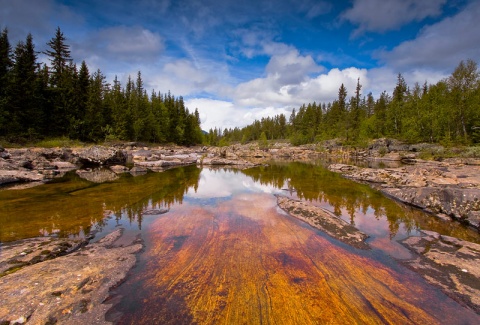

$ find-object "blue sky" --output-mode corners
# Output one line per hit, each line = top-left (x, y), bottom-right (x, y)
(1, 0), (479, 130)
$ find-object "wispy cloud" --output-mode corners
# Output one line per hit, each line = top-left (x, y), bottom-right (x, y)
(376, 0), (480, 72)
(0, 0), (82, 46)
(342, 0), (447, 37)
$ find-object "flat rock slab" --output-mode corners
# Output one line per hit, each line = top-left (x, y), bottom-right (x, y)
(276, 195), (370, 249)
(0, 170), (45, 185)
(0, 237), (88, 277)
(0, 229), (142, 324)
(400, 230), (480, 314)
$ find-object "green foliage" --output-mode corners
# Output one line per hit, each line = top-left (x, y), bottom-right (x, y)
(460, 146), (480, 158)
(259, 131), (269, 149)
(218, 137), (230, 147)
(218, 60), (480, 147)
(378, 146), (387, 156)
(0, 29), (202, 146)
(32, 137), (84, 148)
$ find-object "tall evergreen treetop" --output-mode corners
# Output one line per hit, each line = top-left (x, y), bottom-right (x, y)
(0, 28), (12, 82)
(45, 27), (71, 86)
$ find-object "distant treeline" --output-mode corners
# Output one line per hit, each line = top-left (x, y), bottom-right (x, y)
(0, 27), (203, 145)
(206, 60), (480, 146)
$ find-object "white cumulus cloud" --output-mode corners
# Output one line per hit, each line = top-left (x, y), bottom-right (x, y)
(234, 62), (367, 108)
(184, 98), (291, 131)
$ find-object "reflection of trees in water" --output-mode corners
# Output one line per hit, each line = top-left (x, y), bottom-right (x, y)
(243, 162), (420, 238)
(0, 166), (201, 242)
(105, 166), (202, 230)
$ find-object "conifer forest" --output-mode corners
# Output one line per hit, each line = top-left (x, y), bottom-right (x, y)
(0, 28), (203, 145)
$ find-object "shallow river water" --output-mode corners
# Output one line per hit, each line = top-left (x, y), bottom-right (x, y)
(1, 162), (479, 324)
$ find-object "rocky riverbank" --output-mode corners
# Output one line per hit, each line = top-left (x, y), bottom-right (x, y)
(0, 229), (142, 324)
(0, 144), (262, 187)
(328, 161), (480, 230)
(400, 230), (480, 313)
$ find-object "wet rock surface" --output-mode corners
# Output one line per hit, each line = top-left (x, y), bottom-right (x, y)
(400, 230), (480, 313)
(0, 229), (142, 324)
(276, 195), (370, 250)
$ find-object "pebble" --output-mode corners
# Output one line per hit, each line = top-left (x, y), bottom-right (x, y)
(462, 269), (468, 272)
(12, 316), (26, 323)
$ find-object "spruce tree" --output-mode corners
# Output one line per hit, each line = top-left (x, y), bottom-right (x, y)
(45, 27), (71, 87)
(45, 27), (73, 136)
(9, 34), (40, 136)
(0, 28), (13, 136)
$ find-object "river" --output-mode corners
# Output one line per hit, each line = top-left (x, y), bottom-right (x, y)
(1, 163), (479, 324)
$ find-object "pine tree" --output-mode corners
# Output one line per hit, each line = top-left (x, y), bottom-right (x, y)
(388, 73), (407, 136)
(45, 27), (71, 87)
(0, 28), (12, 92)
(447, 59), (480, 142)
(84, 69), (106, 141)
(9, 34), (41, 136)
(0, 28), (13, 135)
(69, 60), (90, 138)
(45, 27), (73, 136)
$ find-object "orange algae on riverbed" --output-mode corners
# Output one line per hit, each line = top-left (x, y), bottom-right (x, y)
(114, 193), (478, 324)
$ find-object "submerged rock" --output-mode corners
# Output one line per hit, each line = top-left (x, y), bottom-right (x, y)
(129, 166), (147, 176)
(76, 169), (119, 183)
(276, 195), (370, 250)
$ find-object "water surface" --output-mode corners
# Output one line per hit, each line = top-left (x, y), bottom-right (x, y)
(1, 163), (479, 324)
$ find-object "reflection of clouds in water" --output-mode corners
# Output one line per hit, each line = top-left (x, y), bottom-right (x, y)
(186, 170), (233, 198)
(186, 168), (281, 199)
(243, 180), (278, 194)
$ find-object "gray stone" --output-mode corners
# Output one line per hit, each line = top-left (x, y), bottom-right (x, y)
(76, 146), (126, 165)
(76, 169), (119, 183)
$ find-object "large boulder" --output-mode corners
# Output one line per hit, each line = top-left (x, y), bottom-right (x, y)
(76, 146), (126, 166)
